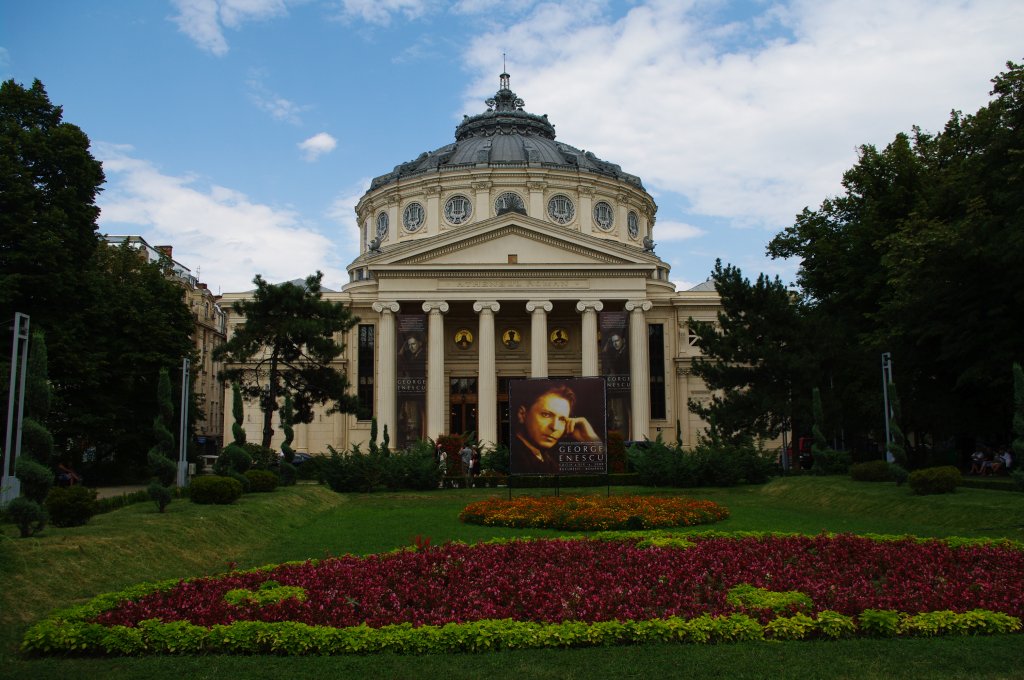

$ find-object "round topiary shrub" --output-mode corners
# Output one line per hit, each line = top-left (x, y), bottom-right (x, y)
(189, 475), (243, 505)
(214, 444), (252, 476)
(15, 458), (54, 504)
(45, 485), (98, 527)
(908, 465), (962, 495)
(6, 496), (47, 537)
(849, 460), (892, 482)
(244, 469), (279, 492)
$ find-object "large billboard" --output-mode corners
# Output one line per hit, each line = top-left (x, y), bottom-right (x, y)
(396, 314), (426, 449)
(600, 311), (631, 434)
(509, 377), (607, 475)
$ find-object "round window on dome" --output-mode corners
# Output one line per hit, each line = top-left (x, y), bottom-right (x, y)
(494, 191), (525, 215)
(547, 194), (575, 225)
(593, 201), (614, 231)
(376, 212), (389, 240)
(403, 202), (426, 232)
(444, 195), (473, 225)
(627, 211), (640, 239)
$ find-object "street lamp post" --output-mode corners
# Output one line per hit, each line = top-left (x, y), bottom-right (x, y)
(881, 352), (894, 463)
(177, 357), (190, 487)
(2, 313), (31, 505)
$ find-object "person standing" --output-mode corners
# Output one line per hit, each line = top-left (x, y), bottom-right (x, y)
(460, 442), (473, 488)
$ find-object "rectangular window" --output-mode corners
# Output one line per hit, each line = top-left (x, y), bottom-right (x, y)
(357, 324), (374, 420)
(648, 324), (666, 420)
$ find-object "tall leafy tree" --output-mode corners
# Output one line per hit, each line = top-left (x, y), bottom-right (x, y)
(214, 272), (359, 448)
(1, 79), (104, 451)
(79, 242), (194, 466)
(767, 61), (1024, 452)
(687, 260), (815, 443)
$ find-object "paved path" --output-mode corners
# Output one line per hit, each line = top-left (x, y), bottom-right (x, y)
(93, 485), (147, 499)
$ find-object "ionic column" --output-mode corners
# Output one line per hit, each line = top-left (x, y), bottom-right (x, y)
(625, 299), (652, 440)
(576, 300), (604, 376)
(372, 301), (400, 442)
(526, 300), (552, 378)
(422, 301), (449, 439)
(473, 301), (500, 447)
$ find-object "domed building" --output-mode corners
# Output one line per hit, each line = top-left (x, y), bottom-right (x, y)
(221, 73), (720, 455)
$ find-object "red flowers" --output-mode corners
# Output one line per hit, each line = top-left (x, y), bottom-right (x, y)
(92, 535), (1024, 630)
(459, 495), (730, 530)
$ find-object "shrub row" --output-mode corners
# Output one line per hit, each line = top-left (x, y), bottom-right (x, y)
(22, 608), (1021, 657)
(849, 460), (892, 482)
(908, 466), (962, 495)
(628, 437), (775, 488)
(322, 442), (440, 493)
(189, 476), (243, 505)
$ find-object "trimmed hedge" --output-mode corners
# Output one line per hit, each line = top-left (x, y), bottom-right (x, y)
(189, 476), (243, 505)
(244, 469), (280, 493)
(21, 605), (1021, 657)
(849, 460), (892, 482)
(45, 485), (98, 527)
(908, 466), (962, 495)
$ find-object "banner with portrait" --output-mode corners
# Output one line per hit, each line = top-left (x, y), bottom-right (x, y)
(396, 314), (426, 449)
(599, 311), (631, 435)
(509, 377), (607, 475)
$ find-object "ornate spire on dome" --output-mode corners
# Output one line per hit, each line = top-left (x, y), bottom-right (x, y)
(485, 71), (525, 112)
(458, 71), (554, 141)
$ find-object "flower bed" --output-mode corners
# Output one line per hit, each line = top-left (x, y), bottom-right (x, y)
(459, 495), (729, 530)
(22, 533), (1024, 656)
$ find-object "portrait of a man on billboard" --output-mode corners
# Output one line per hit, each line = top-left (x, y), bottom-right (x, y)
(509, 377), (607, 475)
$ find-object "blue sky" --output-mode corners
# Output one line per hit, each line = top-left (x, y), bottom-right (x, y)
(2, 1), (1021, 293)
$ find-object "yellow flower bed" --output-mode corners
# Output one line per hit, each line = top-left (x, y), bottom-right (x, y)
(459, 495), (729, 530)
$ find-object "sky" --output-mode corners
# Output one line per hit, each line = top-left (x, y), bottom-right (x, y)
(2, 1), (1021, 294)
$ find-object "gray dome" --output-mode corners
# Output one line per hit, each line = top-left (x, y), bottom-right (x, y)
(368, 73), (643, 192)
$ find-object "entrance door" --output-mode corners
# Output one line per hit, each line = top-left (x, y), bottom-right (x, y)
(449, 377), (478, 437)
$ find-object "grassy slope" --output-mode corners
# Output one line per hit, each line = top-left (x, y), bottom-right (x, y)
(2, 478), (1023, 679)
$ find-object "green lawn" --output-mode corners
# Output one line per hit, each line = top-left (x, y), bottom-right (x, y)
(2, 478), (1023, 679)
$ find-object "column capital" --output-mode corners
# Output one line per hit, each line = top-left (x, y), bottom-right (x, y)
(526, 300), (553, 313)
(575, 300), (604, 314)
(425, 185), (443, 196)
(527, 181), (547, 192)
(372, 301), (400, 314)
(422, 301), (450, 314)
(472, 301), (501, 314)
(625, 299), (653, 313)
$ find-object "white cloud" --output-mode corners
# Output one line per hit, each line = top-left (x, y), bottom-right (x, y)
(462, 0), (1023, 230)
(451, 0), (537, 15)
(170, 0), (291, 55)
(298, 132), (338, 161)
(95, 143), (346, 292)
(336, 0), (434, 25)
(327, 178), (372, 267)
(246, 70), (309, 124)
(652, 220), (704, 241)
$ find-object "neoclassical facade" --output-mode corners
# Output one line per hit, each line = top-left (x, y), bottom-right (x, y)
(221, 74), (720, 453)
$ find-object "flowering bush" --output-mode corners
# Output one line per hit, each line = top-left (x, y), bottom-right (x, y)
(459, 495), (729, 530)
(22, 533), (1024, 656)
